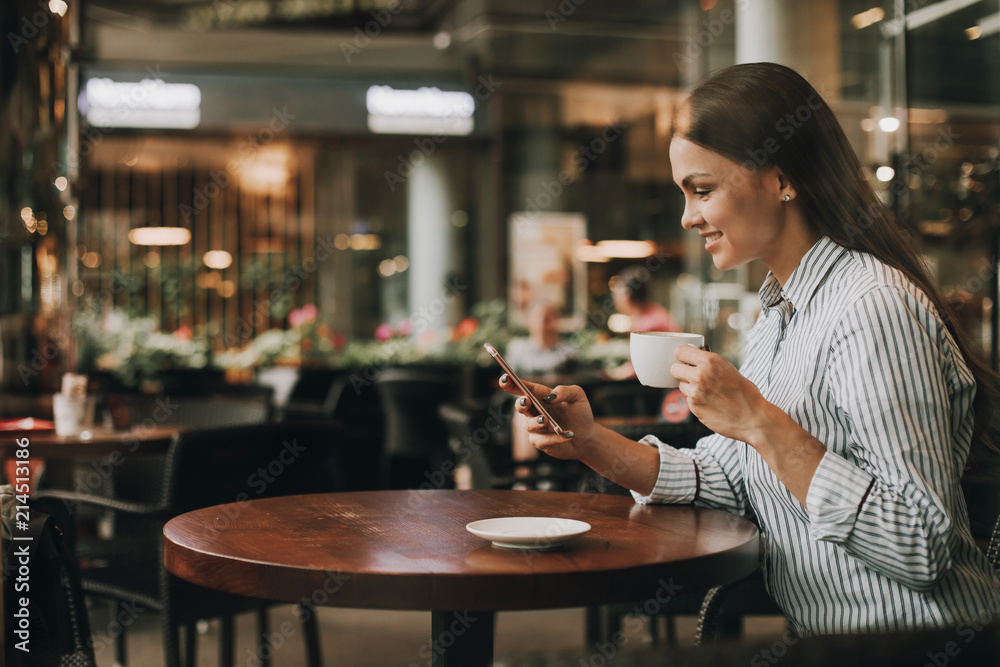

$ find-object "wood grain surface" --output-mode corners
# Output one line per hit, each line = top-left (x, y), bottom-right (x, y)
(164, 490), (759, 612)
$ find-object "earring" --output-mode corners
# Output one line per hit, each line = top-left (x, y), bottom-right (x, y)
(782, 195), (790, 202)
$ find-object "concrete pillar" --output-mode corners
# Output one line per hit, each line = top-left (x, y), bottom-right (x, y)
(408, 154), (455, 340)
(736, 0), (841, 99)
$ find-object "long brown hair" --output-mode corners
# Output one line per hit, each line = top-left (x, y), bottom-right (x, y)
(675, 62), (997, 453)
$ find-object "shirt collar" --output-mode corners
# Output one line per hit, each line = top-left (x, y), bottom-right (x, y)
(758, 236), (847, 312)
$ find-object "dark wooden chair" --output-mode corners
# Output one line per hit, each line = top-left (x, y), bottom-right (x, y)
(438, 394), (584, 491)
(585, 379), (666, 418)
(374, 366), (460, 489)
(33, 421), (344, 667)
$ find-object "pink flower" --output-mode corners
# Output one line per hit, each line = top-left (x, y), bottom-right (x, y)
(289, 303), (318, 328)
(375, 323), (394, 342)
(174, 326), (192, 341)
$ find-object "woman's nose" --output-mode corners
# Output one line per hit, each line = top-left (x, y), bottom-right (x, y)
(680, 201), (700, 230)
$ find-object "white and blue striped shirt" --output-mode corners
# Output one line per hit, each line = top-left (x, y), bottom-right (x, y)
(634, 236), (1000, 634)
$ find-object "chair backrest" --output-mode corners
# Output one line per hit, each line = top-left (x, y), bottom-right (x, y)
(111, 390), (273, 430)
(586, 380), (665, 418)
(988, 514), (1000, 574)
(160, 421), (343, 516)
(290, 368), (344, 403)
(438, 399), (503, 489)
(374, 367), (460, 460)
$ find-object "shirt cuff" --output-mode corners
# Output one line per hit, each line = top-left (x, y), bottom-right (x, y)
(806, 450), (875, 543)
(631, 436), (700, 505)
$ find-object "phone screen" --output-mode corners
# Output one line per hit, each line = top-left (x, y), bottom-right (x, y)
(483, 343), (566, 436)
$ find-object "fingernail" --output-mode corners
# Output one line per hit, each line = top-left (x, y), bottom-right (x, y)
(500, 374), (508, 384)
(565, 431), (575, 439)
(536, 416), (545, 424)
(543, 393), (556, 402)
(519, 397), (527, 407)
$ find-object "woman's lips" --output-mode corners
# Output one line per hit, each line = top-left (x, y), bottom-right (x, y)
(703, 231), (723, 251)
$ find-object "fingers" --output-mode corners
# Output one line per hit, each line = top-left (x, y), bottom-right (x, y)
(543, 384), (586, 406)
(673, 343), (710, 364)
(524, 415), (574, 443)
(498, 374), (551, 399)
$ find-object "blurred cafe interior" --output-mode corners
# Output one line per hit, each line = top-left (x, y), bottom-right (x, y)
(1, 0), (1000, 665)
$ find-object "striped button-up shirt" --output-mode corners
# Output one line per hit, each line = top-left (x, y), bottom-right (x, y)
(634, 236), (1000, 634)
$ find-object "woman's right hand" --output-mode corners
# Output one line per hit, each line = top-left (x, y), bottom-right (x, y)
(499, 375), (597, 461)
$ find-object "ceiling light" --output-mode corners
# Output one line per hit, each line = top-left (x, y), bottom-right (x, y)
(852, 7), (884, 29)
(878, 117), (900, 132)
(128, 227), (191, 246)
(906, 0), (980, 31)
(971, 13), (1000, 38)
(433, 31), (452, 50)
(596, 240), (658, 259)
(378, 260), (397, 277)
(203, 250), (233, 270)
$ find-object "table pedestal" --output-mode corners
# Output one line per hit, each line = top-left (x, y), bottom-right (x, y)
(430, 610), (495, 667)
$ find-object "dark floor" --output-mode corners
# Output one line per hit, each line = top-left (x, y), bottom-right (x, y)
(87, 602), (787, 667)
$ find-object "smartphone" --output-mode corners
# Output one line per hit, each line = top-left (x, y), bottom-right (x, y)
(483, 343), (567, 437)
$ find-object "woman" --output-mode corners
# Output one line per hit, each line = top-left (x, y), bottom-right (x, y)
(502, 62), (1000, 635)
(610, 265), (680, 334)
(605, 265), (681, 380)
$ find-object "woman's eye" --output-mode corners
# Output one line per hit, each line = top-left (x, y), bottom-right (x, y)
(693, 189), (712, 197)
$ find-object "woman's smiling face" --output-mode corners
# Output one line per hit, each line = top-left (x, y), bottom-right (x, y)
(669, 136), (789, 273)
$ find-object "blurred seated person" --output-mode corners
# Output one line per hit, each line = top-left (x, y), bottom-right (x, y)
(505, 301), (579, 377)
(505, 302), (578, 463)
(606, 266), (680, 380)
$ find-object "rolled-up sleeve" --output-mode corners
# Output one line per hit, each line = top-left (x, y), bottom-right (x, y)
(806, 450), (875, 542)
(813, 287), (967, 592)
(632, 432), (750, 517)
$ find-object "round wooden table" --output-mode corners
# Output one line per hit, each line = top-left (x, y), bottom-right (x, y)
(164, 489), (759, 666)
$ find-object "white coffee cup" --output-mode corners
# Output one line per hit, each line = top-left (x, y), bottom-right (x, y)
(630, 331), (705, 388)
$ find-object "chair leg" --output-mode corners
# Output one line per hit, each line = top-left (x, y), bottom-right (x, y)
(257, 606), (271, 667)
(585, 606), (603, 646)
(299, 603), (323, 667)
(220, 616), (235, 667)
(183, 623), (197, 667)
(112, 600), (128, 666)
(664, 615), (677, 647)
(162, 615), (180, 667)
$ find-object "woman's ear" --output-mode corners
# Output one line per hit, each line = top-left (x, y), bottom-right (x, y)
(775, 169), (797, 202)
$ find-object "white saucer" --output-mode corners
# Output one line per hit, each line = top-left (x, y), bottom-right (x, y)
(466, 517), (591, 550)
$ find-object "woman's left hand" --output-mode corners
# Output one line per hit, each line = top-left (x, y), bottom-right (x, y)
(671, 345), (769, 444)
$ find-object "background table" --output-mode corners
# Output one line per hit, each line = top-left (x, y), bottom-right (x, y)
(0, 427), (176, 459)
(0, 427), (177, 492)
(164, 489), (759, 666)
